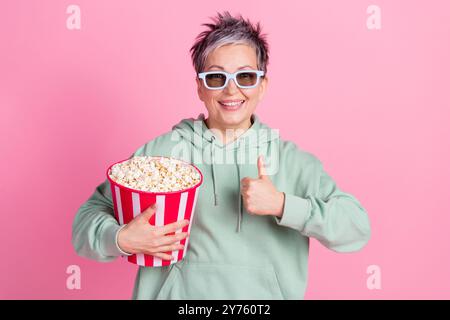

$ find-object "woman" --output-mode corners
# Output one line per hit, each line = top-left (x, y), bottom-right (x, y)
(72, 11), (371, 299)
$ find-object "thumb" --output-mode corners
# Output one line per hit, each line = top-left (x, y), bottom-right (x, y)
(257, 155), (268, 180)
(141, 203), (157, 219)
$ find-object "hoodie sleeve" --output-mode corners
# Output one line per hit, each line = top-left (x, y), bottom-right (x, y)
(275, 157), (371, 253)
(72, 144), (148, 262)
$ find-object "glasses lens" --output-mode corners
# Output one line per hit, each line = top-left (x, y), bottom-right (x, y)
(205, 73), (226, 88)
(236, 72), (258, 87)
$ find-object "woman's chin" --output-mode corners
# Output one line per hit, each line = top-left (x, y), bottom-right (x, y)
(219, 113), (252, 129)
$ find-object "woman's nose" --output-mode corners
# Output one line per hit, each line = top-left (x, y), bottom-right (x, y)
(223, 78), (239, 94)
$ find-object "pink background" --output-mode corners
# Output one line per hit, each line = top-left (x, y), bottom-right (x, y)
(1, 0), (449, 299)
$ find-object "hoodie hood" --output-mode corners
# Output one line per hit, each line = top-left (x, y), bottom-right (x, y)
(172, 113), (276, 149)
(172, 113), (279, 233)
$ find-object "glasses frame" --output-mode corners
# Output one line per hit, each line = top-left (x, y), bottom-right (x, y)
(198, 70), (265, 90)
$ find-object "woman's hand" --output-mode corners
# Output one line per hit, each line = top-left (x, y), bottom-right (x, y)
(117, 204), (189, 260)
(240, 156), (285, 217)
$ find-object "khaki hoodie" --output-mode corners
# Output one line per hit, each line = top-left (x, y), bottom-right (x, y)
(72, 113), (371, 299)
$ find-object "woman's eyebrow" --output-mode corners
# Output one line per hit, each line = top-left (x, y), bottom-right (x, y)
(207, 65), (254, 70)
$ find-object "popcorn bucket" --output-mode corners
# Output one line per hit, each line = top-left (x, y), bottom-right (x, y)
(106, 156), (203, 267)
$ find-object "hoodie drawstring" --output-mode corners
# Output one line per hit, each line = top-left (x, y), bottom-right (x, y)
(210, 135), (243, 233)
(210, 136), (218, 206)
(236, 138), (243, 233)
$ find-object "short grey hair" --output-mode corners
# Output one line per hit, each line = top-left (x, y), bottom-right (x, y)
(190, 11), (269, 74)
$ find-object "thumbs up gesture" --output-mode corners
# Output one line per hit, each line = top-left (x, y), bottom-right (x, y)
(240, 155), (285, 217)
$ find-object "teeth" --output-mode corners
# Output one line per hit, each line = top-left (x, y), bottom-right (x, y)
(220, 100), (244, 106)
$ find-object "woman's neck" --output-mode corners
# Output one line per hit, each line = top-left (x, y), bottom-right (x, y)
(205, 117), (253, 145)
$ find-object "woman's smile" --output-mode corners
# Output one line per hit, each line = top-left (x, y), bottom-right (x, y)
(218, 99), (246, 111)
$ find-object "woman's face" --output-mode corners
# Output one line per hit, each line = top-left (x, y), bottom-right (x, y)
(196, 43), (268, 132)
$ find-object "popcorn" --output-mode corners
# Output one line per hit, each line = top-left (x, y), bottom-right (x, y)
(108, 156), (201, 192)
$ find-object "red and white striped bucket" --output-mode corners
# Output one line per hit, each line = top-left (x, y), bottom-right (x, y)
(106, 156), (203, 267)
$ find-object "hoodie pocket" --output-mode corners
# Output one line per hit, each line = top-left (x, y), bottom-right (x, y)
(155, 261), (284, 300)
